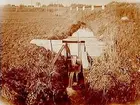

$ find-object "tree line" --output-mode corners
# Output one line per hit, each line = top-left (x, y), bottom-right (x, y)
(4, 3), (65, 8)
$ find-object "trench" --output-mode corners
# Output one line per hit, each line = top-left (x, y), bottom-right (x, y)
(1, 24), (140, 105)
(65, 27), (105, 105)
(1, 25), (105, 105)
(64, 28), (140, 105)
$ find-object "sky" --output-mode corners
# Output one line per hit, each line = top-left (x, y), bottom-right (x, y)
(0, 0), (140, 6)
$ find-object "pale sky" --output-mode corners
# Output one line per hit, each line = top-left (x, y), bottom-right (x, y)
(0, 0), (140, 6)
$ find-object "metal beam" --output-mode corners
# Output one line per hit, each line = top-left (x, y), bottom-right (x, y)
(62, 40), (85, 43)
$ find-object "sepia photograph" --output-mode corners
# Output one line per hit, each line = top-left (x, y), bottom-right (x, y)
(0, 0), (140, 105)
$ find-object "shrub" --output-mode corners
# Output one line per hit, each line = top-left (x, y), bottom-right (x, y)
(84, 2), (140, 105)
(1, 46), (69, 105)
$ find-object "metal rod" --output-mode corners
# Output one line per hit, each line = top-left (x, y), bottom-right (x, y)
(62, 40), (85, 43)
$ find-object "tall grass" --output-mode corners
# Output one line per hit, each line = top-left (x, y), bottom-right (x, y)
(1, 45), (69, 105)
(84, 2), (140, 105)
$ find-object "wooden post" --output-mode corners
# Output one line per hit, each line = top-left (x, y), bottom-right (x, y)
(76, 7), (79, 11)
(91, 5), (94, 10)
(70, 7), (72, 11)
(102, 5), (105, 10)
(16, 6), (18, 12)
(51, 45), (65, 66)
(82, 6), (85, 11)
(50, 40), (53, 52)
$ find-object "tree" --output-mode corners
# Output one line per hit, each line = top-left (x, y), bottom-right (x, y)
(11, 4), (16, 7)
(42, 4), (47, 7)
(19, 4), (25, 8)
(5, 4), (11, 7)
(36, 2), (41, 7)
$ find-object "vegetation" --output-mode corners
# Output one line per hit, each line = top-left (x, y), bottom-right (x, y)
(1, 1), (140, 105)
(70, 4), (91, 8)
(83, 2), (140, 105)
(1, 45), (69, 105)
(47, 4), (64, 7)
(36, 2), (41, 7)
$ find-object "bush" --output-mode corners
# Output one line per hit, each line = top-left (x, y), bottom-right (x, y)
(84, 2), (140, 105)
(1, 46), (69, 105)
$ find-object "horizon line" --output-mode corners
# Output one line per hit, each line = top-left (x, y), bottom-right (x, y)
(0, 1), (140, 7)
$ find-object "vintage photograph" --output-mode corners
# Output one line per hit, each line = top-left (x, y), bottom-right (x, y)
(0, 0), (140, 105)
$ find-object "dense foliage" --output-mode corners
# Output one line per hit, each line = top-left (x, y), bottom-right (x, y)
(1, 46), (69, 105)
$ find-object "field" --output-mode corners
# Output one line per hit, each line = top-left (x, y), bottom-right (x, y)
(1, 10), (71, 66)
(1, 2), (140, 105)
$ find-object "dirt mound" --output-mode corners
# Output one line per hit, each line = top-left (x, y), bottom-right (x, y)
(83, 2), (140, 105)
(48, 21), (86, 39)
